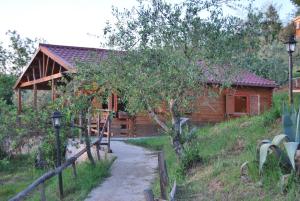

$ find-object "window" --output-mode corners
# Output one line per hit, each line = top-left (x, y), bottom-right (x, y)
(234, 96), (247, 113)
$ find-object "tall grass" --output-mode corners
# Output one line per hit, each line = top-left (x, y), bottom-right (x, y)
(128, 92), (300, 200)
(0, 158), (112, 201)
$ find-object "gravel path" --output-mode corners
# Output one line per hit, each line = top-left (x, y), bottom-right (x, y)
(85, 141), (158, 201)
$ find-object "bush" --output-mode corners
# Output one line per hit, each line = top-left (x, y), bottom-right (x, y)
(0, 158), (10, 171)
(180, 143), (202, 171)
(0, 98), (73, 168)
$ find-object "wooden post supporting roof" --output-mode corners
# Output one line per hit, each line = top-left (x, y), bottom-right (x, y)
(51, 79), (56, 101)
(114, 93), (118, 112)
(33, 84), (37, 109)
(17, 89), (22, 114)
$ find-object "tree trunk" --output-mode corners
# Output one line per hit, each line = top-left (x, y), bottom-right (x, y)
(169, 99), (184, 157)
(147, 107), (169, 132)
(82, 112), (95, 166)
(146, 100), (184, 157)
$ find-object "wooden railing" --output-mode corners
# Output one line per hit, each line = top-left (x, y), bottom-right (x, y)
(144, 151), (177, 201)
(9, 111), (112, 201)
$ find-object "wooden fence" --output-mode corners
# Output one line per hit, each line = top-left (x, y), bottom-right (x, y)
(9, 110), (112, 201)
(144, 151), (177, 201)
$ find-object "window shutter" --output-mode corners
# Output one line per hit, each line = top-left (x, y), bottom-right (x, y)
(226, 94), (234, 115)
(260, 96), (269, 113)
(250, 95), (259, 115)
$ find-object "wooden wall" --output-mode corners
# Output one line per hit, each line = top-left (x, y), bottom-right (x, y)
(132, 86), (273, 136)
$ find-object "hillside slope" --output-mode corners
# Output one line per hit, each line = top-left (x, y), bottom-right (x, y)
(176, 92), (300, 201)
(129, 93), (300, 200)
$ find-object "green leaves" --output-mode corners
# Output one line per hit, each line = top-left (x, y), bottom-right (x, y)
(259, 104), (300, 173)
(284, 142), (299, 170)
(272, 134), (288, 146)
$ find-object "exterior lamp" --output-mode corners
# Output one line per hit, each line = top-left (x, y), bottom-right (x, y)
(285, 35), (297, 53)
(52, 111), (62, 128)
(51, 110), (63, 199)
(284, 35), (297, 105)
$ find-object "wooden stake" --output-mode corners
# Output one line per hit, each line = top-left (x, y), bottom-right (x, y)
(158, 151), (169, 200)
(107, 116), (111, 153)
(40, 182), (46, 201)
(71, 162), (77, 179)
(79, 113), (83, 143)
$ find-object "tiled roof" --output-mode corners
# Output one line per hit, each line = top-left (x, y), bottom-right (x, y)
(205, 70), (277, 88)
(40, 43), (277, 88)
(39, 43), (110, 68)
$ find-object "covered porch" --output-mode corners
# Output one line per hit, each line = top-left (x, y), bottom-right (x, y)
(14, 44), (136, 137)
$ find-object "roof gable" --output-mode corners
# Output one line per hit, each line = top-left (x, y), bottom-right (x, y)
(39, 44), (110, 68)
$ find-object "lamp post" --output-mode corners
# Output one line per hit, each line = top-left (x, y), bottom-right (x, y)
(285, 35), (297, 105)
(51, 111), (63, 199)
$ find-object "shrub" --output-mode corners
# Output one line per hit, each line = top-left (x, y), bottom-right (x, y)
(259, 103), (300, 173)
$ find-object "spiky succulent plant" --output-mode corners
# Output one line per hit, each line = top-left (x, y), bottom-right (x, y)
(259, 103), (300, 173)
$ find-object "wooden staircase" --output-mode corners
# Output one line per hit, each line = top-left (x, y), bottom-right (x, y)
(90, 112), (133, 137)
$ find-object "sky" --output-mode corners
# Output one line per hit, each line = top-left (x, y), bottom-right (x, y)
(0, 0), (297, 49)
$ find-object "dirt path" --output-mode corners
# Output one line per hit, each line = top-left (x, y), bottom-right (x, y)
(85, 141), (158, 201)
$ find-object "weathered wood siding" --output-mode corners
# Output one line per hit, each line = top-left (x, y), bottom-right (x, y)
(131, 86), (273, 136)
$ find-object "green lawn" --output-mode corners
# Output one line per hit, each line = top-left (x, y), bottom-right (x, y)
(127, 92), (300, 201)
(0, 156), (113, 201)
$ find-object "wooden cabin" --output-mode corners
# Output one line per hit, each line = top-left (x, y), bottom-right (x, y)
(14, 44), (277, 137)
(294, 16), (300, 39)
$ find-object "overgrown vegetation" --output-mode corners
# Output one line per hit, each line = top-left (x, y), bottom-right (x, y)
(0, 156), (112, 201)
(128, 93), (300, 200)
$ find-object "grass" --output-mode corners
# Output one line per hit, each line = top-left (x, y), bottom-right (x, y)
(0, 156), (113, 201)
(127, 92), (300, 201)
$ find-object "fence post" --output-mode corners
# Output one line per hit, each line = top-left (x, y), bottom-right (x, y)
(87, 111), (91, 137)
(158, 151), (169, 200)
(72, 162), (77, 179)
(107, 115), (111, 153)
(79, 113), (83, 143)
(70, 116), (75, 140)
(96, 112), (101, 160)
(40, 182), (46, 201)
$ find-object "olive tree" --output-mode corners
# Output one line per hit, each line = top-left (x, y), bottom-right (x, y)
(71, 0), (250, 157)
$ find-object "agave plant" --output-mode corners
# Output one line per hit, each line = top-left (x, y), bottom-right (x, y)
(259, 103), (300, 173)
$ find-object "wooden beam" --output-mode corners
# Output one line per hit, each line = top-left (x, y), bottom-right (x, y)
(20, 73), (63, 88)
(33, 67), (36, 80)
(45, 56), (49, 77)
(42, 53), (45, 77)
(17, 89), (22, 114)
(52, 60), (55, 75)
(38, 60), (42, 78)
